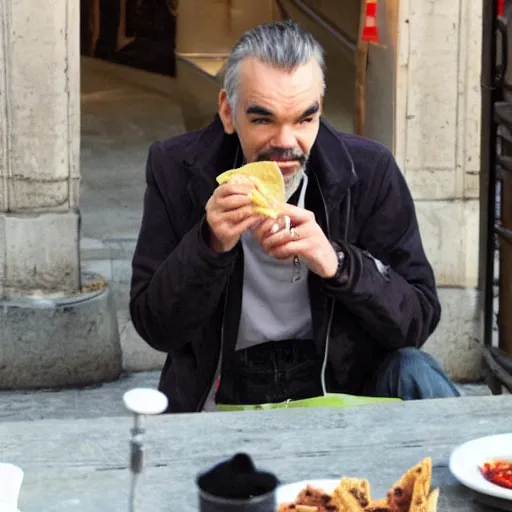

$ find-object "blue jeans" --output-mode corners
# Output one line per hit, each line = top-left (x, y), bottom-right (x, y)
(364, 347), (461, 400)
(216, 342), (460, 405)
(216, 340), (324, 405)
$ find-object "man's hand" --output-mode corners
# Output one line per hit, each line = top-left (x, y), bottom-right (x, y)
(252, 203), (339, 279)
(205, 182), (263, 253)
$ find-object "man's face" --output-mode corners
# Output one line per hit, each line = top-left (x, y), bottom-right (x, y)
(219, 57), (323, 199)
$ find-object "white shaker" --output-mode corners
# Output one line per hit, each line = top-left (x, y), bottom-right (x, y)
(0, 463), (23, 512)
(123, 388), (168, 512)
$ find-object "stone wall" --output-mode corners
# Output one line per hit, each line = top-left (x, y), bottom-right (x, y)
(395, 0), (483, 380)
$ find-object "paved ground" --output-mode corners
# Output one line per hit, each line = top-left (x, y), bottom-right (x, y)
(0, 371), (492, 423)
(0, 371), (160, 423)
(78, 58), (188, 374)
(80, 57), (187, 241)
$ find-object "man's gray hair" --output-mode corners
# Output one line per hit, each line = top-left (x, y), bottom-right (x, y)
(223, 19), (326, 109)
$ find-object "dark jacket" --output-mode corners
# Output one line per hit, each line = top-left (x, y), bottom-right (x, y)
(129, 115), (441, 413)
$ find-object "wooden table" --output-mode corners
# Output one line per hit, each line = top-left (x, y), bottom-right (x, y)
(2, 395), (511, 511)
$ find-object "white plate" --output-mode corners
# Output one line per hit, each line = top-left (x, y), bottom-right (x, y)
(277, 479), (339, 505)
(449, 433), (512, 500)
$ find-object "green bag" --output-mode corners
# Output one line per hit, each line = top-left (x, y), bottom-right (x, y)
(217, 393), (401, 411)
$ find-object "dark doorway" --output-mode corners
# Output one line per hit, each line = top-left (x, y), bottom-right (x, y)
(80, 0), (177, 77)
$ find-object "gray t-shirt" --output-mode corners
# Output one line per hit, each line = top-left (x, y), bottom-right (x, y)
(202, 174), (312, 411)
(236, 174), (312, 350)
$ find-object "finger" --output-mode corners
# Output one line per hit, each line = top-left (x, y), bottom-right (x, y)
(277, 203), (315, 226)
(220, 204), (261, 224)
(261, 222), (314, 251)
(274, 214), (292, 231)
(250, 217), (267, 231)
(221, 214), (264, 240)
(217, 193), (254, 211)
(260, 226), (294, 251)
(253, 215), (291, 241)
(212, 213), (263, 243)
(268, 240), (309, 260)
(215, 182), (255, 198)
(235, 214), (265, 234)
(252, 218), (280, 239)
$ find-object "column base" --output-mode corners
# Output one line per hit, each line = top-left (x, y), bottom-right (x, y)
(0, 275), (122, 389)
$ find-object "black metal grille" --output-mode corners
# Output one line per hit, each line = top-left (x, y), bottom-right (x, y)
(480, 0), (512, 393)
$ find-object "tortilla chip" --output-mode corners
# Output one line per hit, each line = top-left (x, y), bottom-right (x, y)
(282, 458), (438, 512)
(332, 477), (372, 511)
(249, 188), (272, 208)
(387, 458), (432, 512)
(219, 174), (280, 218)
(365, 498), (392, 512)
(216, 161), (285, 207)
(408, 478), (429, 512)
(332, 488), (363, 512)
(425, 489), (439, 512)
(364, 498), (393, 512)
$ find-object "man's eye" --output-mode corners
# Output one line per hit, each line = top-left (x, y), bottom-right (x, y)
(299, 117), (314, 124)
(250, 118), (271, 125)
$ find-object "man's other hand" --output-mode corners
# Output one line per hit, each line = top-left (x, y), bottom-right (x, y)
(205, 183), (263, 253)
(252, 203), (338, 279)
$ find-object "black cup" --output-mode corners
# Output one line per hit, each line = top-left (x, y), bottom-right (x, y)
(197, 487), (277, 512)
(196, 453), (279, 512)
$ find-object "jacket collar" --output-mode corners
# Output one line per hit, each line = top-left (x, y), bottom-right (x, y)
(308, 117), (357, 210)
(182, 114), (358, 211)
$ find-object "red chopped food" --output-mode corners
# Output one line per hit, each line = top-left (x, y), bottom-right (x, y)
(278, 485), (339, 512)
(480, 460), (512, 489)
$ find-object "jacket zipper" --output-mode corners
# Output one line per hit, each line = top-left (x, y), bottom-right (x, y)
(321, 303), (335, 396)
(313, 173), (335, 397)
(196, 272), (231, 412)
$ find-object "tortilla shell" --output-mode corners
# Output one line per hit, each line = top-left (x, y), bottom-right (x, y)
(332, 477), (372, 511)
(426, 489), (439, 512)
(387, 457), (432, 512)
(216, 161), (286, 204)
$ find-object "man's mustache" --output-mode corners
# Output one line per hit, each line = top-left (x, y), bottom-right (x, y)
(256, 148), (307, 166)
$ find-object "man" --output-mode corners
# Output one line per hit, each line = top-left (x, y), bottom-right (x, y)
(130, 20), (460, 413)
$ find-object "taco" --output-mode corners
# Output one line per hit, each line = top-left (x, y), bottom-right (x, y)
(216, 161), (285, 219)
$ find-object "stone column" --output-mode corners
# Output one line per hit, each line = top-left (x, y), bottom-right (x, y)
(394, 0), (483, 381)
(0, 0), (121, 388)
(0, 0), (81, 297)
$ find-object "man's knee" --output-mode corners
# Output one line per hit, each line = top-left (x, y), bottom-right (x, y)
(391, 347), (440, 372)
(377, 347), (460, 400)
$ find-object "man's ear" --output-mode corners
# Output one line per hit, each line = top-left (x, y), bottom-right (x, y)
(218, 89), (235, 134)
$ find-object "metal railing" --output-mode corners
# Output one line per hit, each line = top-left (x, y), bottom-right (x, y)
(276, 0), (357, 64)
(480, 0), (512, 393)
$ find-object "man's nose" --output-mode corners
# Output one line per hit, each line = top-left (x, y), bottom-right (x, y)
(271, 124), (297, 149)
